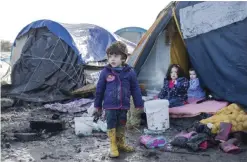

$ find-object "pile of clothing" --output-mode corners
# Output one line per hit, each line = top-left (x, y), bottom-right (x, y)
(170, 120), (247, 154)
(170, 131), (211, 152)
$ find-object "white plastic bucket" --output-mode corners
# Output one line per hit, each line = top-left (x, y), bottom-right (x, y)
(144, 99), (170, 131)
(74, 116), (94, 136)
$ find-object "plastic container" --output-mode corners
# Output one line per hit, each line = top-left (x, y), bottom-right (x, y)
(74, 116), (94, 136)
(144, 99), (170, 131)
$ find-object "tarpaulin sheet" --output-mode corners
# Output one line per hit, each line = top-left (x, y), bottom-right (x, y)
(14, 20), (136, 64)
(9, 28), (84, 103)
(176, 1), (247, 108)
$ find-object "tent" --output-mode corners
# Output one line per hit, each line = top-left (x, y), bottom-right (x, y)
(127, 1), (247, 108)
(9, 19), (136, 103)
(115, 27), (146, 44)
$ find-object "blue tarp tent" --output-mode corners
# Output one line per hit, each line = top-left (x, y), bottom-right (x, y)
(9, 19), (136, 103)
(115, 27), (146, 44)
(128, 1), (247, 109)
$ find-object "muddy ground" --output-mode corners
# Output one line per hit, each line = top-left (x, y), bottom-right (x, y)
(1, 105), (247, 162)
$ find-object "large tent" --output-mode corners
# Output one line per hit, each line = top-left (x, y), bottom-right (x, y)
(127, 1), (247, 108)
(9, 19), (136, 103)
(115, 27), (146, 44)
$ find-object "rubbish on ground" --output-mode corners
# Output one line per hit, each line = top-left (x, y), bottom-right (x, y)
(140, 135), (166, 149)
(186, 133), (208, 151)
(160, 148), (211, 156)
(51, 114), (60, 120)
(219, 138), (241, 154)
(44, 98), (94, 113)
(72, 84), (96, 95)
(142, 96), (154, 102)
(142, 150), (159, 159)
(96, 120), (107, 132)
(144, 99), (170, 131)
(143, 128), (165, 135)
(74, 116), (94, 136)
(85, 71), (101, 85)
(30, 120), (66, 132)
(14, 132), (41, 142)
(1, 98), (14, 108)
(215, 122), (232, 142)
(87, 103), (97, 116)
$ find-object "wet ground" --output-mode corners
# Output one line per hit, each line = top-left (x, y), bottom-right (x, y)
(1, 105), (247, 162)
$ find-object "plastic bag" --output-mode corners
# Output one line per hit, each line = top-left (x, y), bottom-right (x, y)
(97, 120), (107, 132)
(87, 103), (96, 116)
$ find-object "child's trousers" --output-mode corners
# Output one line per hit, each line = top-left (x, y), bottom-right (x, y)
(105, 109), (127, 129)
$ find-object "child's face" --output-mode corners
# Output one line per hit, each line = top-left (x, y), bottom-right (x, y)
(170, 67), (178, 80)
(189, 70), (197, 80)
(108, 54), (123, 67)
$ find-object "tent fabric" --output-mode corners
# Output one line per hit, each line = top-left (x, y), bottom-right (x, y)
(176, 1), (247, 107)
(13, 20), (136, 64)
(127, 8), (173, 74)
(115, 27), (147, 35)
(9, 20), (136, 103)
(9, 28), (84, 103)
(138, 30), (170, 89)
(179, 1), (247, 39)
(127, 8), (171, 68)
(128, 1), (247, 109)
(170, 31), (189, 76)
(115, 27), (147, 44)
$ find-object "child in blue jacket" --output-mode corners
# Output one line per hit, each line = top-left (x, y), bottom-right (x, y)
(94, 41), (144, 158)
(187, 68), (206, 103)
(158, 64), (189, 108)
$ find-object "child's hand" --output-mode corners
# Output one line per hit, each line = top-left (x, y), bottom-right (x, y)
(93, 108), (102, 117)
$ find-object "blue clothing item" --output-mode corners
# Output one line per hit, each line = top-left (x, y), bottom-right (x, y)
(94, 64), (144, 110)
(169, 98), (185, 108)
(187, 78), (206, 99)
(158, 77), (189, 106)
(106, 109), (127, 129)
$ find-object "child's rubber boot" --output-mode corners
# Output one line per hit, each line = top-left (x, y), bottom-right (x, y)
(116, 127), (135, 152)
(107, 128), (119, 158)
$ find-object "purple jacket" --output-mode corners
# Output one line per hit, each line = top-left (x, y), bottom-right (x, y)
(94, 64), (144, 110)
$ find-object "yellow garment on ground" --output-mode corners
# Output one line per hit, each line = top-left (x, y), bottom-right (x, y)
(126, 97), (144, 128)
(200, 103), (247, 134)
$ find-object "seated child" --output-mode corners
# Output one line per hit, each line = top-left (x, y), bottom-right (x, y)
(157, 64), (189, 108)
(187, 68), (206, 103)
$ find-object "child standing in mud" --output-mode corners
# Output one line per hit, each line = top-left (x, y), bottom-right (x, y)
(94, 41), (144, 158)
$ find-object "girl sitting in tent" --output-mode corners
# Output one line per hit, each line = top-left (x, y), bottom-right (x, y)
(187, 68), (206, 103)
(157, 64), (189, 108)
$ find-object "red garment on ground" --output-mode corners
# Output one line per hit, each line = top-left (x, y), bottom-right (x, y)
(199, 141), (208, 150)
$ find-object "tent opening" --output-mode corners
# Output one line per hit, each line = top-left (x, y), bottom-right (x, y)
(137, 18), (190, 90)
